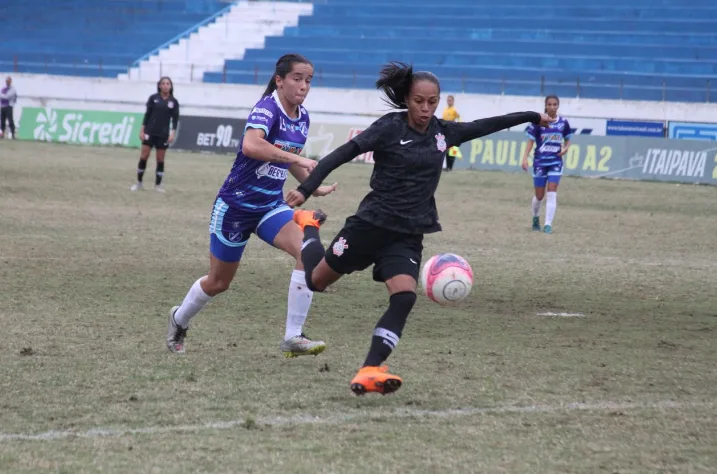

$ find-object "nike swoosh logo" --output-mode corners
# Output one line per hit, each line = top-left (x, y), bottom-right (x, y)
(409, 258), (417, 265)
(301, 238), (317, 250)
(400, 140), (412, 145)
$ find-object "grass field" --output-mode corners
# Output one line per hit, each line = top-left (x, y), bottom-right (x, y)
(1, 140), (716, 473)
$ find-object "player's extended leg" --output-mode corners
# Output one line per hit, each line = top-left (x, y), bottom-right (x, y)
(167, 199), (249, 353)
(258, 208), (326, 358)
(167, 254), (240, 353)
(7, 107), (15, 138)
(154, 147), (167, 192)
(350, 274), (417, 396)
(532, 167), (548, 231)
(131, 144), (152, 191)
(0, 107), (7, 137)
(544, 181), (560, 234)
(543, 164), (562, 234)
(293, 209), (343, 292)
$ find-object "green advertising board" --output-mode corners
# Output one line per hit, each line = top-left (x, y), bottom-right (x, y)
(18, 107), (144, 148)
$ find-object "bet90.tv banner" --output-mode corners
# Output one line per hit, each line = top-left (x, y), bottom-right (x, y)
(171, 115), (247, 154)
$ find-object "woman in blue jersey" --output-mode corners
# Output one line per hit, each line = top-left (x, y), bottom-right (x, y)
(521, 95), (572, 234)
(166, 54), (337, 356)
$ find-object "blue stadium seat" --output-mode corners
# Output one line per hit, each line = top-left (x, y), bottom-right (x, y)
(1, 0), (230, 77)
(211, 0), (717, 103)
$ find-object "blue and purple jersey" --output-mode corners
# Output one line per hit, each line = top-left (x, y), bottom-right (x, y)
(217, 91), (310, 211)
(525, 116), (572, 167)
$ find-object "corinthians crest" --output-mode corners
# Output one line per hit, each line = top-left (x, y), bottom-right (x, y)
(435, 133), (447, 152)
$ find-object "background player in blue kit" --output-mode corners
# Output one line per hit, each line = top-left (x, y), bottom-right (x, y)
(521, 95), (572, 234)
(166, 54), (337, 356)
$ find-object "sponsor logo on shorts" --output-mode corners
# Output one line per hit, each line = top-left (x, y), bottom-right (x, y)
(332, 237), (349, 257)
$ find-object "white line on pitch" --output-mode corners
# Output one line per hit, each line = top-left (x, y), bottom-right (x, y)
(537, 312), (586, 317)
(0, 400), (709, 442)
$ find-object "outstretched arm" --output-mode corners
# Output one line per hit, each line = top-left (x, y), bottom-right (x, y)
(287, 114), (393, 207)
(289, 164), (339, 197)
(449, 112), (546, 146)
(243, 128), (317, 171)
(297, 141), (359, 198)
(286, 141), (360, 207)
(168, 100), (179, 143)
(140, 96), (153, 140)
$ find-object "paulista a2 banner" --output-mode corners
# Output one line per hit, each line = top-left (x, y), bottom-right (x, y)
(454, 131), (717, 185)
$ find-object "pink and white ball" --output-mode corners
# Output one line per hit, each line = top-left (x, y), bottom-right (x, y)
(421, 253), (474, 305)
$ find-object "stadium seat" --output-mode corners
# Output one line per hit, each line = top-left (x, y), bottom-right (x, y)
(210, 0), (717, 103)
(0, 0), (230, 77)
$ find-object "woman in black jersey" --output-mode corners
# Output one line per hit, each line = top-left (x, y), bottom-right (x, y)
(131, 76), (180, 192)
(287, 62), (551, 396)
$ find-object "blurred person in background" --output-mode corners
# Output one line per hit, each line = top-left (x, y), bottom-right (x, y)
(441, 95), (461, 171)
(131, 77), (179, 192)
(0, 76), (17, 139)
(521, 95), (572, 234)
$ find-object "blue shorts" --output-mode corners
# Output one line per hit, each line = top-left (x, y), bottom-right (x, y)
(533, 163), (563, 188)
(208, 197), (294, 263)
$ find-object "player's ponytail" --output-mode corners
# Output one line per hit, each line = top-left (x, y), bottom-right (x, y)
(544, 94), (559, 113)
(376, 61), (441, 109)
(262, 53), (313, 98)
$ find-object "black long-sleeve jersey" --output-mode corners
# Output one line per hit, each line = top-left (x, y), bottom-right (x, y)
(298, 111), (541, 235)
(142, 93), (179, 138)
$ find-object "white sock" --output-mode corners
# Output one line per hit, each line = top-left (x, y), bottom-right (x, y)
(174, 278), (212, 328)
(285, 269), (314, 340)
(532, 196), (542, 217)
(545, 192), (557, 226)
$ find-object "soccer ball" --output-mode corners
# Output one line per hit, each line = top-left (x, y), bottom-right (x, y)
(420, 253), (474, 305)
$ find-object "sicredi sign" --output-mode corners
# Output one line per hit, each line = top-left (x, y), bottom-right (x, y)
(19, 107), (143, 147)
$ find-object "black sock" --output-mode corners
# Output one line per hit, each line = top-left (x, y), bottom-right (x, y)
(137, 159), (148, 183)
(156, 161), (165, 186)
(301, 226), (325, 292)
(364, 291), (417, 367)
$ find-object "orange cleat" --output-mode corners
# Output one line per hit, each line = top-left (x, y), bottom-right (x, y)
(350, 365), (403, 396)
(293, 209), (327, 230)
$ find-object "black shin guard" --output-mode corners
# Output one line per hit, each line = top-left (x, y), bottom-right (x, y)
(301, 226), (326, 292)
(155, 161), (165, 186)
(363, 291), (417, 367)
(137, 159), (148, 182)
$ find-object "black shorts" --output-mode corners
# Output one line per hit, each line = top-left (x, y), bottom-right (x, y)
(325, 215), (424, 282)
(142, 135), (169, 150)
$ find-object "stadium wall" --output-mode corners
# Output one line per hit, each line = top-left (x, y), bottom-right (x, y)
(8, 73), (717, 127)
(6, 74), (717, 186)
(302, 123), (717, 186)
